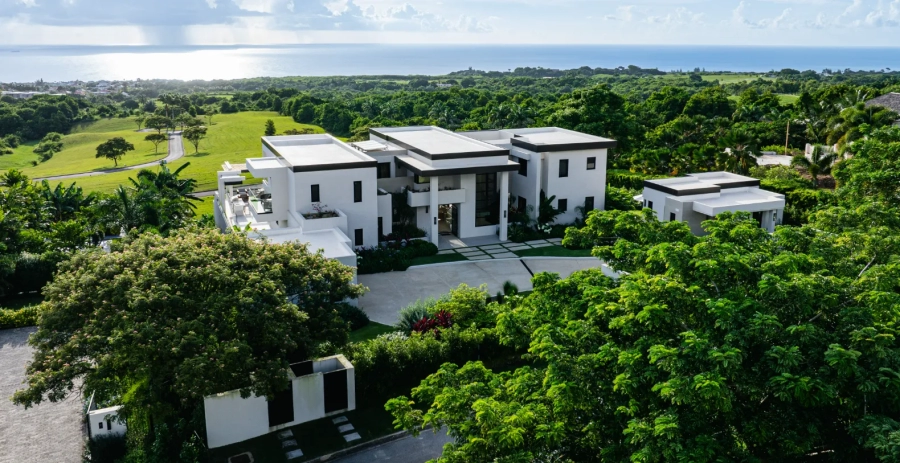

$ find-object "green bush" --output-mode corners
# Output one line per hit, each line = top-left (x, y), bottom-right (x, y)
(356, 239), (438, 274)
(605, 186), (641, 211)
(337, 303), (370, 331)
(87, 434), (128, 463)
(0, 304), (43, 329)
(396, 297), (442, 332)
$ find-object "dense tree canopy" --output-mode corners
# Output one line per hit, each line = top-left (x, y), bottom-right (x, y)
(13, 228), (364, 431)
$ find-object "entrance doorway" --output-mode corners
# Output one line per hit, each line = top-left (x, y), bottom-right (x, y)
(438, 204), (459, 236)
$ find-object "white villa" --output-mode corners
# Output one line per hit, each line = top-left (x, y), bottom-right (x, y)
(636, 172), (785, 234)
(213, 125), (615, 263)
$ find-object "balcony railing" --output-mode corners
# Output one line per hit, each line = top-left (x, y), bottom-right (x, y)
(297, 207), (348, 234)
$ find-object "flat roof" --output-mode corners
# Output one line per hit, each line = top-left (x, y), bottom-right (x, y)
(262, 135), (377, 172)
(692, 189), (785, 216)
(260, 228), (355, 260)
(461, 127), (616, 152)
(644, 172), (761, 196)
(395, 154), (519, 177)
(371, 126), (508, 160)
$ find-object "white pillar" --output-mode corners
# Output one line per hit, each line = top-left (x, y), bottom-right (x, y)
(533, 154), (543, 222)
(499, 171), (509, 241)
(429, 176), (439, 246)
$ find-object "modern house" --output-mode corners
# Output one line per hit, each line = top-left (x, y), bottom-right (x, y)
(213, 126), (615, 257)
(86, 393), (126, 441)
(636, 172), (785, 234)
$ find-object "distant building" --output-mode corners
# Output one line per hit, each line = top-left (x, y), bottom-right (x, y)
(636, 172), (785, 234)
(0, 91), (65, 99)
(865, 92), (900, 126)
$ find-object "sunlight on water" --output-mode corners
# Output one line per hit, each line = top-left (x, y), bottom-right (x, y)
(57, 49), (280, 81)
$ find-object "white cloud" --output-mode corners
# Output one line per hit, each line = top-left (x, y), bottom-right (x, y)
(205, 0), (217, 8)
(646, 7), (704, 26)
(733, 1), (793, 28)
(15, 0), (37, 6)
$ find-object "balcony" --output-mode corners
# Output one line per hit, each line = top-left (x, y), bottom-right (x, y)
(298, 207), (348, 234)
(407, 187), (467, 207)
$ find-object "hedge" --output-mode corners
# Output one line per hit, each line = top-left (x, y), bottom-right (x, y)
(357, 239), (438, 274)
(0, 304), (43, 329)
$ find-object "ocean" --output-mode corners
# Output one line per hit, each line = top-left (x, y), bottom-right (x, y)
(1, 44), (900, 82)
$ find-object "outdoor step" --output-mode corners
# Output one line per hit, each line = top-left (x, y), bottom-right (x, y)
(332, 416), (348, 424)
(525, 240), (549, 245)
(285, 449), (304, 459)
(467, 255), (493, 260)
(531, 243), (554, 248)
(338, 424), (355, 433)
(490, 253), (518, 259)
(278, 430), (294, 439)
(479, 245), (505, 251)
(505, 245), (530, 251)
(343, 432), (362, 442)
(281, 439), (298, 448)
(436, 250), (457, 255)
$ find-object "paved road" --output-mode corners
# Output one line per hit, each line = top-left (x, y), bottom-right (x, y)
(359, 257), (616, 325)
(34, 131), (185, 181)
(332, 431), (454, 463)
(0, 327), (83, 463)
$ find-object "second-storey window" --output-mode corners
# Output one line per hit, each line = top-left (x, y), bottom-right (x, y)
(353, 181), (362, 203)
(517, 158), (528, 177)
(559, 159), (569, 178)
(377, 163), (391, 179)
(311, 184), (320, 202)
(415, 175), (430, 184)
(586, 157), (596, 170)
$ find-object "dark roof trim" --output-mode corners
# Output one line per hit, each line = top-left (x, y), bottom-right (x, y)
(510, 137), (617, 153)
(395, 158), (519, 177)
(370, 128), (509, 160)
(643, 180), (721, 197)
(717, 179), (761, 189)
(262, 137), (377, 173)
(223, 180), (244, 186)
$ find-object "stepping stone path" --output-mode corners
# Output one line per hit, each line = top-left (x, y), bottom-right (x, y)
(278, 427), (302, 460)
(434, 238), (576, 261)
(332, 415), (362, 443)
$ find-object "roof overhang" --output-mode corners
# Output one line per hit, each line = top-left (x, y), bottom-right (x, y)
(394, 155), (519, 177)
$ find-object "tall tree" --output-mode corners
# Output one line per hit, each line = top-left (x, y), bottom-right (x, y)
(717, 127), (760, 175)
(265, 119), (276, 136)
(39, 180), (94, 222)
(134, 113), (146, 131)
(182, 125), (207, 154)
(95, 137), (134, 167)
(144, 133), (167, 154)
(13, 229), (363, 458)
(145, 115), (171, 135)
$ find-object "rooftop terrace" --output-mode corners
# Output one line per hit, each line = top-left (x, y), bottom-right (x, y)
(262, 135), (377, 172)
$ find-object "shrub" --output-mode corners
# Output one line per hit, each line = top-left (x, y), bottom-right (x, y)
(356, 239), (437, 274)
(86, 434), (128, 463)
(396, 297), (442, 332)
(0, 305), (43, 329)
(411, 309), (453, 336)
(337, 303), (370, 331)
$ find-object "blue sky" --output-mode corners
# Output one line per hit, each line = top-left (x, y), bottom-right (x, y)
(0, 0), (898, 46)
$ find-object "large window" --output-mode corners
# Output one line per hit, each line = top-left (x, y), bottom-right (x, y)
(558, 198), (568, 212)
(475, 173), (499, 226)
(354, 229), (364, 246)
(559, 159), (569, 178)
(353, 181), (362, 203)
(517, 158), (528, 177)
(311, 184), (320, 203)
(377, 163), (391, 179)
(586, 157), (596, 170)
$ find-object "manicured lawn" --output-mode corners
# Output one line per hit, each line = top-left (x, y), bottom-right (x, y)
(514, 246), (593, 258)
(207, 403), (398, 463)
(778, 93), (800, 105)
(702, 73), (772, 83)
(193, 196), (215, 217)
(41, 112), (324, 194)
(409, 253), (468, 266)
(349, 322), (397, 343)
(1, 117), (168, 178)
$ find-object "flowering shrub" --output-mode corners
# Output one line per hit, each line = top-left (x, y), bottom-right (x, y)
(411, 309), (453, 337)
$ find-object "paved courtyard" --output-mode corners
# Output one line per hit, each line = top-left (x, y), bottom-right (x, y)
(0, 327), (83, 463)
(359, 257), (616, 325)
(437, 238), (566, 260)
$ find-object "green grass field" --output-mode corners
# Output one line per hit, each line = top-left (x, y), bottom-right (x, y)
(702, 73), (773, 83)
(777, 94), (800, 105)
(193, 196), (215, 217)
(0, 118), (168, 179)
(41, 112), (324, 194)
(514, 246), (594, 258)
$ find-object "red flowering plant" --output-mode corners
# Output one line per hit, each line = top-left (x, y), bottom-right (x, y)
(411, 309), (453, 338)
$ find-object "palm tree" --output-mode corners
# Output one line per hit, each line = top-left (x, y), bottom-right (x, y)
(717, 128), (760, 175)
(99, 186), (143, 233)
(130, 161), (198, 202)
(39, 180), (95, 222)
(828, 103), (898, 152)
(428, 102), (459, 129)
(791, 145), (837, 189)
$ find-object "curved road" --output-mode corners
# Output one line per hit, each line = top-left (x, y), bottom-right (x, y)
(34, 131), (185, 182)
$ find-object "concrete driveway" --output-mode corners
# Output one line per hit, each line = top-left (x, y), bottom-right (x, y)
(358, 257), (615, 326)
(0, 327), (83, 463)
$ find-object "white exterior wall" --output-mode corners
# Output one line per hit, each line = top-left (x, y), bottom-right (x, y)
(508, 149), (539, 215)
(204, 393), (271, 449)
(293, 168), (378, 248)
(542, 149), (608, 224)
(205, 356), (356, 449)
(377, 193), (393, 237)
(640, 188), (671, 221)
(88, 406), (126, 439)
